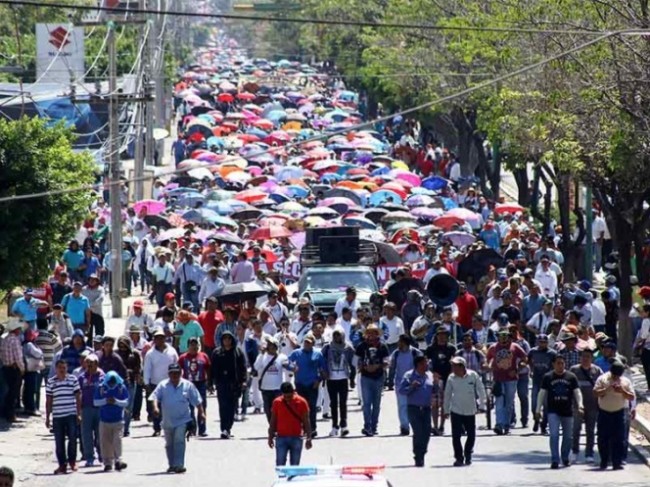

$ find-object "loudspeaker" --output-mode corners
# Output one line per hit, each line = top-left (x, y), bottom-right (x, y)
(306, 226), (359, 247)
(319, 235), (359, 264)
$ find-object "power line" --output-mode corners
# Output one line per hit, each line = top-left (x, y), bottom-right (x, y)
(0, 0), (637, 36)
(0, 30), (625, 205)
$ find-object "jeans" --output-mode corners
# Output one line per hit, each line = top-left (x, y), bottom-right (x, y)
(90, 312), (105, 338)
(326, 379), (348, 429)
(132, 384), (143, 420)
(451, 413), (476, 462)
(182, 287), (200, 314)
(386, 343), (398, 386)
(407, 405), (432, 463)
(123, 384), (136, 436)
(262, 389), (281, 423)
(511, 374), (529, 425)
(155, 282), (173, 308)
(1, 366), (21, 420)
(598, 408), (625, 468)
(164, 425), (187, 468)
(548, 413), (573, 464)
(190, 381), (207, 435)
(81, 407), (101, 462)
(53, 415), (78, 466)
(139, 263), (151, 293)
(22, 371), (39, 412)
(396, 393), (409, 431)
(360, 375), (384, 432)
(494, 380), (517, 429)
(275, 436), (303, 466)
(295, 384), (319, 434)
(216, 383), (237, 433)
(572, 406), (597, 456)
(531, 381), (548, 428)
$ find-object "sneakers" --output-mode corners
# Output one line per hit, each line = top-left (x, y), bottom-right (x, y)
(399, 427), (409, 436)
(175, 467), (187, 473)
(453, 459), (464, 467)
(563, 459), (571, 467)
(323, 413), (331, 420)
(585, 455), (595, 464)
(465, 456), (472, 465)
(166, 467), (176, 473)
(115, 461), (127, 471)
(361, 428), (373, 437)
(493, 426), (503, 436)
(341, 427), (349, 437)
(550, 462), (559, 470)
(329, 427), (340, 437)
(220, 430), (230, 439)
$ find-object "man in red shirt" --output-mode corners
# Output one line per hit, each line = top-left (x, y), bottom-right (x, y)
(178, 338), (211, 437)
(455, 282), (478, 330)
(268, 382), (312, 466)
(197, 297), (224, 358)
(32, 281), (53, 330)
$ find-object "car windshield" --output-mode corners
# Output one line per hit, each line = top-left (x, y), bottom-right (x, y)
(303, 271), (377, 293)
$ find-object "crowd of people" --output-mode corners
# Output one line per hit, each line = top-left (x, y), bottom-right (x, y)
(1, 31), (650, 476)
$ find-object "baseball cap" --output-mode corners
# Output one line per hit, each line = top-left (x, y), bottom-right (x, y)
(168, 363), (181, 373)
(450, 356), (466, 366)
(164, 292), (175, 300)
(561, 333), (577, 341)
(537, 334), (549, 342)
(128, 325), (142, 334)
(73, 281), (83, 288)
(133, 300), (144, 308)
(152, 328), (166, 337)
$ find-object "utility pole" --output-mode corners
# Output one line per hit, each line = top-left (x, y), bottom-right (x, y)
(108, 22), (123, 318)
(144, 15), (155, 176)
(133, 0), (146, 200)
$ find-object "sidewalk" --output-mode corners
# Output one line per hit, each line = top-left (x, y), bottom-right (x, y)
(629, 365), (650, 466)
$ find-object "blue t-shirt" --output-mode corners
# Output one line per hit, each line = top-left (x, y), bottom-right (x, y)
(288, 348), (326, 387)
(61, 293), (90, 325)
(63, 249), (84, 270)
(152, 378), (202, 428)
(479, 229), (500, 250)
(11, 297), (39, 322)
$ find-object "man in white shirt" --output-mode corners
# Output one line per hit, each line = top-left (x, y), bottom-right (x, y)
(422, 258), (449, 288)
(592, 211), (610, 272)
(379, 302), (404, 388)
(534, 257), (558, 298)
(151, 253), (175, 308)
(230, 252), (255, 283)
(253, 337), (289, 422)
(198, 267), (225, 304)
(482, 286), (503, 322)
(290, 303), (313, 343)
(143, 328), (179, 435)
(125, 300), (155, 336)
(260, 291), (288, 325)
(526, 298), (554, 337)
(335, 307), (355, 338)
(334, 287), (360, 320)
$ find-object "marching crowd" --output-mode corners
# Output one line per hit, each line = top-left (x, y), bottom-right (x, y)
(1, 32), (650, 477)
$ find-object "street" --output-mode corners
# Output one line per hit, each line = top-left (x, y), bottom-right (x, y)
(1, 304), (648, 487)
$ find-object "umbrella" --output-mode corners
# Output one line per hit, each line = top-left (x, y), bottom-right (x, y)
(143, 214), (171, 230)
(175, 193), (206, 208)
(231, 209), (264, 221)
(363, 208), (389, 223)
(382, 211), (417, 224)
(405, 195), (434, 208)
(422, 176), (450, 191)
(217, 93), (234, 103)
(285, 185), (310, 199)
(187, 167), (214, 180)
(445, 208), (483, 229)
(156, 228), (186, 242)
(308, 207), (340, 219)
(324, 188), (364, 206)
(182, 208), (222, 225)
(442, 231), (477, 247)
(237, 92), (257, 101)
(410, 207), (444, 221)
(220, 281), (271, 301)
(432, 215), (466, 231)
(457, 248), (506, 283)
(369, 189), (403, 207)
(249, 226), (293, 240)
(276, 166), (304, 181)
(495, 203), (525, 215)
(133, 199), (166, 216)
(209, 230), (244, 246)
(343, 216), (376, 229)
(234, 189), (268, 203)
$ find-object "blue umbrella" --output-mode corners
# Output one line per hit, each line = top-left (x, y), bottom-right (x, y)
(371, 166), (390, 177)
(410, 187), (438, 196)
(369, 189), (403, 207)
(286, 185), (310, 198)
(269, 193), (291, 204)
(205, 200), (237, 215)
(206, 136), (224, 149)
(176, 193), (206, 208)
(441, 197), (459, 210)
(343, 216), (377, 230)
(182, 208), (221, 224)
(246, 127), (268, 138)
(422, 176), (450, 191)
(266, 110), (287, 121)
(277, 166), (304, 181)
(320, 173), (343, 183)
(166, 187), (200, 195)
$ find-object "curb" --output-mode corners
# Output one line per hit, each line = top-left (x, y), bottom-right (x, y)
(629, 436), (650, 468)
(632, 414), (650, 440)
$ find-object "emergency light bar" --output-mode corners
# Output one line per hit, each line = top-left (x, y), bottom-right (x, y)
(276, 465), (386, 479)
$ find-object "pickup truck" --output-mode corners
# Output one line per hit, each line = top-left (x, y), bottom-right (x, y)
(297, 265), (378, 313)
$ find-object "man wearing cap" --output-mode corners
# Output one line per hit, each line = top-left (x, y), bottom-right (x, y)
(398, 356), (435, 467)
(0, 319), (25, 422)
(61, 283), (91, 333)
(174, 253), (204, 313)
(355, 324), (390, 436)
(535, 354), (582, 469)
(559, 333), (581, 369)
(526, 297), (554, 338)
(11, 289), (48, 331)
(178, 338), (211, 436)
(143, 328), (179, 436)
(486, 330), (528, 435)
(125, 300), (155, 337)
(593, 360), (635, 470)
(335, 287), (360, 320)
(151, 253), (175, 308)
(444, 356), (486, 466)
(288, 334), (326, 437)
(569, 349), (602, 463)
(83, 274), (105, 337)
(528, 334), (557, 434)
(150, 363), (204, 473)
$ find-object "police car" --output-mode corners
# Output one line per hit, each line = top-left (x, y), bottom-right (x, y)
(273, 466), (392, 487)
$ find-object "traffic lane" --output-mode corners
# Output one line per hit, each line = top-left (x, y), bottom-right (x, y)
(27, 390), (649, 487)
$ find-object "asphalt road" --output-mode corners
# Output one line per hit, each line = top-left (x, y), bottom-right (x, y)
(3, 301), (648, 487)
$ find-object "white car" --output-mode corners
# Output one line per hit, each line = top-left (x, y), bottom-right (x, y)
(273, 466), (392, 487)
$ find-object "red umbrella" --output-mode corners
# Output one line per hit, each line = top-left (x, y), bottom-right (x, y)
(236, 133), (260, 143)
(217, 93), (234, 103)
(236, 92), (257, 101)
(495, 202), (525, 215)
(234, 189), (268, 203)
(253, 119), (274, 130)
(378, 182), (408, 199)
(433, 215), (466, 230)
(249, 226), (293, 240)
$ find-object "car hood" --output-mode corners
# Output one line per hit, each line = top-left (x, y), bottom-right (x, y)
(301, 290), (373, 308)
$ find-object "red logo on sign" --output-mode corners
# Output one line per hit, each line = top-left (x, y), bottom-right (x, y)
(49, 27), (71, 49)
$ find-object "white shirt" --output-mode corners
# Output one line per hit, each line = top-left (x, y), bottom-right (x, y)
(125, 312), (155, 335)
(535, 268), (558, 297)
(593, 216), (610, 240)
(379, 315), (404, 345)
(261, 301), (289, 324)
(198, 276), (225, 303)
(449, 162), (461, 182)
(591, 299), (606, 326)
(482, 297), (503, 322)
(274, 331), (299, 357)
(526, 311), (553, 334)
(253, 353), (288, 391)
(423, 266), (449, 287)
(334, 298), (360, 319)
(151, 263), (175, 284)
(290, 319), (313, 343)
(335, 318), (354, 338)
(143, 345), (179, 385)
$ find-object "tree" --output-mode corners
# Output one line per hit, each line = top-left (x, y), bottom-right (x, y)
(0, 117), (96, 290)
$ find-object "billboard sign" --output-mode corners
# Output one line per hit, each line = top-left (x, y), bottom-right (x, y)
(36, 24), (85, 85)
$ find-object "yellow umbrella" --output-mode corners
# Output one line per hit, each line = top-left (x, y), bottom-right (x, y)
(391, 160), (409, 170)
(304, 216), (326, 226)
(282, 121), (302, 131)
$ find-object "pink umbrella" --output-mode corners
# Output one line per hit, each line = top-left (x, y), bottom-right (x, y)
(495, 202), (525, 215)
(445, 208), (483, 229)
(390, 169), (422, 187)
(133, 199), (166, 216)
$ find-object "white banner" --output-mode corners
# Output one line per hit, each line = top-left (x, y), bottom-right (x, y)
(36, 24), (85, 85)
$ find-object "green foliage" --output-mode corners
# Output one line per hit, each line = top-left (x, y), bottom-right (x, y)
(0, 118), (96, 289)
